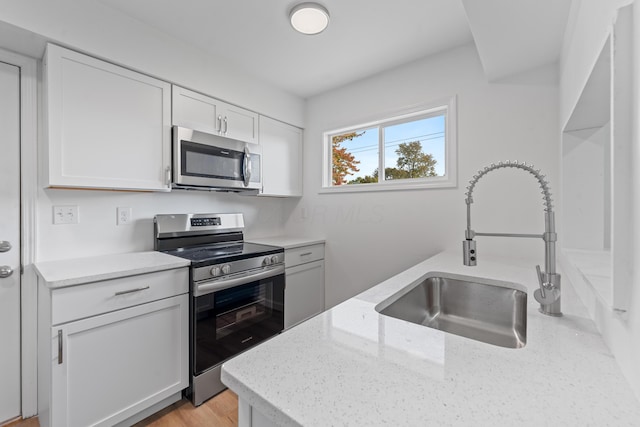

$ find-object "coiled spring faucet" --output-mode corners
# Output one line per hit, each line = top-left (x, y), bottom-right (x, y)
(463, 160), (562, 316)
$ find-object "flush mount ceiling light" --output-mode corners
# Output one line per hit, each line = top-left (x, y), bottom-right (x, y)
(289, 2), (330, 35)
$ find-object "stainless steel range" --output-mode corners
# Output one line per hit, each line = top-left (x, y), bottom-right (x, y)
(154, 213), (285, 406)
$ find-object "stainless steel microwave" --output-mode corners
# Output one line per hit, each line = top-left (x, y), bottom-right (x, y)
(172, 126), (261, 192)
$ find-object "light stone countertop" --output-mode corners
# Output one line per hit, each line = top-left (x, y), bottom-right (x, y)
(34, 251), (190, 288)
(221, 251), (640, 426)
(247, 236), (325, 250)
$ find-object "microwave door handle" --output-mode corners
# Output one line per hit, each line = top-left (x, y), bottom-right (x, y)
(243, 146), (251, 187)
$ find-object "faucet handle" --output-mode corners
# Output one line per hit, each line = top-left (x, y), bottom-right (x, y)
(535, 265), (545, 295)
(534, 265), (560, 305)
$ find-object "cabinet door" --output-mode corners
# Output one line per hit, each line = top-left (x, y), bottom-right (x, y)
(285, 260), (324, 329)
(172, 85), (222, 135)
(219, 101), (259, 144)
(50, 295), (188, 427)
(172, 85), (258, 144)
(44, 44), (171, 191)
(259, 116), (302, 197)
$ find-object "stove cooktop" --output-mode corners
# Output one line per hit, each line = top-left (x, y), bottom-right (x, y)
(163, 242), (283, 267)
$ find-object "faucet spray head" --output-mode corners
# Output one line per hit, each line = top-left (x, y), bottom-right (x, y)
(463, 239), (477, 266)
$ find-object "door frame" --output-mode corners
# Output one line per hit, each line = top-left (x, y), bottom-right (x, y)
(0, 47), (38, 418)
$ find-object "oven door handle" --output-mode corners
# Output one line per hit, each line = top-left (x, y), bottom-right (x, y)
(194, 265), (284, 296)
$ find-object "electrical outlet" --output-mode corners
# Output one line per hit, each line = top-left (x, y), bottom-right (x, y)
(117, 207), (133, 225)
(53, 206), (79, 225)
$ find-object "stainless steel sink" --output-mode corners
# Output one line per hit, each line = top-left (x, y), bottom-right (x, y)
(375, 272), (527, 348)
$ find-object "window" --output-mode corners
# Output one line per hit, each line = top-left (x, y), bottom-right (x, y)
(322, 97), (456, 192)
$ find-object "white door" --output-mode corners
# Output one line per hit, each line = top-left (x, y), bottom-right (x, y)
(0, 60), (21, 423)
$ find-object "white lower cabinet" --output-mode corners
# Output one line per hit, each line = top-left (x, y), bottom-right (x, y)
(238, 399), (278, 427)
(284, 244), (325, 329)
(38, 268), (189, 427)
(285, 260), (325, 329)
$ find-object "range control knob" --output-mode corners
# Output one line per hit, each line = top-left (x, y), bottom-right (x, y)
(210, 266), (221, 277)
(270, 255), (279, 264)
(221, 264), (231, 275)
(263, 257), (272, 266)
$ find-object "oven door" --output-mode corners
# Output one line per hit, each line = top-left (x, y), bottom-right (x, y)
(173, 126), (261, 190)
(192, 266), (284, 376)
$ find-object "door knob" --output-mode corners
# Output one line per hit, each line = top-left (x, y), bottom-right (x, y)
(0, 266), (13, 278)
(0, 241), (11, 253)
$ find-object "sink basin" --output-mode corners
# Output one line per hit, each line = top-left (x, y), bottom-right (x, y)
(375, 272), (527, 348)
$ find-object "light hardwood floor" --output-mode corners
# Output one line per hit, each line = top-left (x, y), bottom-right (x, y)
(1, 417), (39, 427)
(134, 390), (238, 427)
(3, 390), (239, 427)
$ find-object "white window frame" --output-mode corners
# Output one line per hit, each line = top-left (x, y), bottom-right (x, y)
(321, 96), (457, 193)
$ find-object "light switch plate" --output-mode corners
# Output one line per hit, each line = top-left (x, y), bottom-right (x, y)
(53, 206), (78, 225)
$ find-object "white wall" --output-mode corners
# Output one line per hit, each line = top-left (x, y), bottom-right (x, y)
(36, 189), (297, 262)
(287, 44), (559, 309)
(559, 0), (631, 128)
(0, 0), (304, 127)
(562, 125), (610, 250)
(559, 0), (640, 401)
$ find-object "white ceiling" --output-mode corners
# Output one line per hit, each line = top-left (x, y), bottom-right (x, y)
(462, 0), (573, 81)
(96, 0), (571, 99)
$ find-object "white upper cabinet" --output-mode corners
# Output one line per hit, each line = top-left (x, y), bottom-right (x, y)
(171, 86), (221, 134)
(222, 102), (260, 144)
(172, 85), (259, 144)
(43, 44), (172, 191)
(259, 116), (302, 197)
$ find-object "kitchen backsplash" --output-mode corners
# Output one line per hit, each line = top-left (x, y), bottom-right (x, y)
(36, 188), (297, 262)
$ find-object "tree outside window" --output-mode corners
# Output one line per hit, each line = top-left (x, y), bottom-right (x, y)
(329, 112), (445, 186)
(331, 132), (362, 185)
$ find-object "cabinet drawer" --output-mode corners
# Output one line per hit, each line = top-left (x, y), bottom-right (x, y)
(285, 244), (325, 268)
(51, 268), (188, 325)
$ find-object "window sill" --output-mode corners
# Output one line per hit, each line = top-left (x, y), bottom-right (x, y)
(319, 177), (456, 194)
